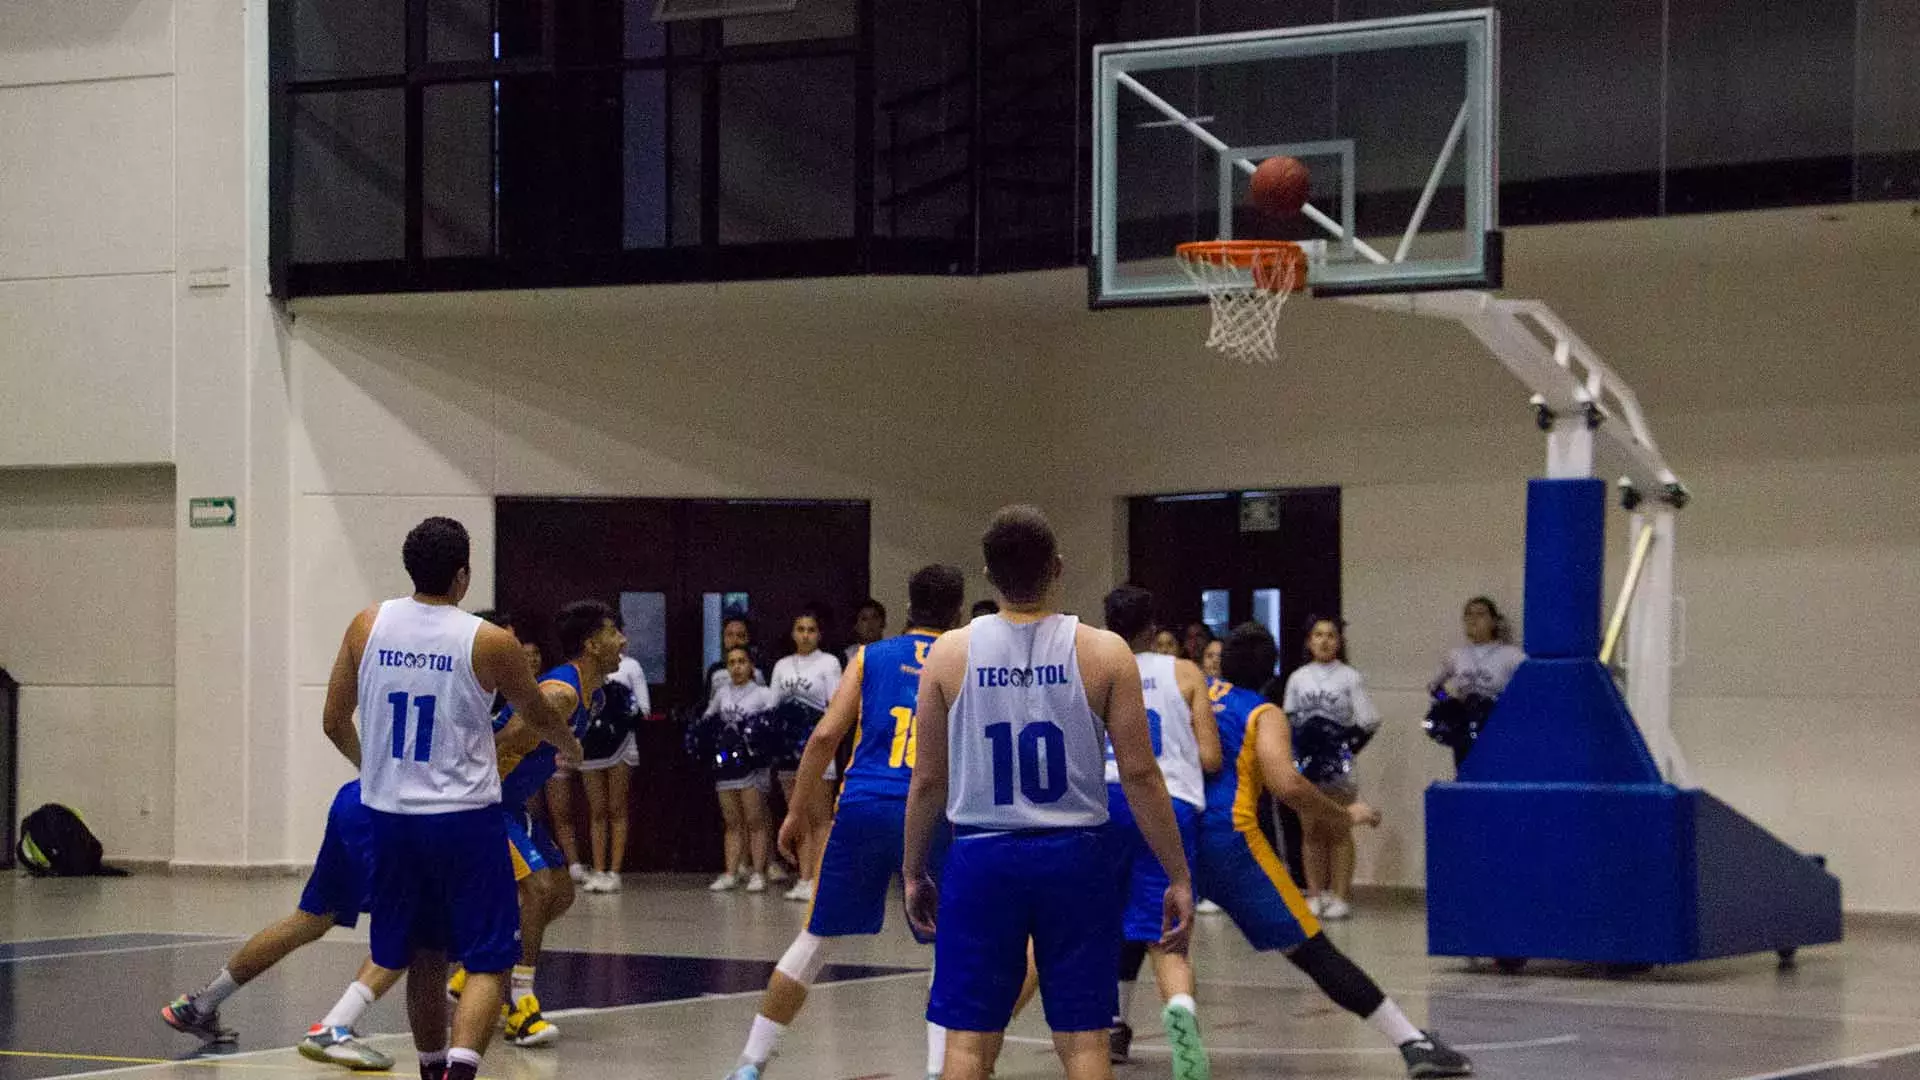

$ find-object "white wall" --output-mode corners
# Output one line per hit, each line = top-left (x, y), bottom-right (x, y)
(0, 468), (176, 859)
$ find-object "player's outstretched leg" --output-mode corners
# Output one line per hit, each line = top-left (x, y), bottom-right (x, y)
(299, 957), (403, 1070)
(163, 910), (336, 1042)
(503, 864), (574, 1046)
(1284, 934), (1472, 1078)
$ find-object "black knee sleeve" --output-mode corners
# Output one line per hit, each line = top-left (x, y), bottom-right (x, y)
(1287, 933), (1385, 1018)
(1118, 939), (1149, 981)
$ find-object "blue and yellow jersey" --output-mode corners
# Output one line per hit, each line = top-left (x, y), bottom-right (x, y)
(496, 662), (601, 808)
(838, 629), (940, 804)
(1201, 679), (1283, 836)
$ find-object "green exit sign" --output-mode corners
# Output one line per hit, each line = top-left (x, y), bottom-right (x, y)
(189, 496), (237, 528)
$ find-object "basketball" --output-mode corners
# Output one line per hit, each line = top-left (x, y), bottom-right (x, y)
(1250, 156), (1311, 217)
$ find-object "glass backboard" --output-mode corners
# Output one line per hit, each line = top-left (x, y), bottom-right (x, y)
(1091, 10), (1500, 307)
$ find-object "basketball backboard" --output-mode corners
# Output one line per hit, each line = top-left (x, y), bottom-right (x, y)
(1091, 9), (1500, 307)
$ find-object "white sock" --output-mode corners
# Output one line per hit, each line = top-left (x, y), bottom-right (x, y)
(198, 969), (242, 1010)
(1165, 992), (1196, 1015)
(446, 1047), (481, 1071)
(511, 965), (536, 1006)
(320, 981), (377, 1029)
(926, 1022), (947, 1076)
(1366, 999), (1424, 1046)
(418, 1050), (448, 1068)
(1116, 980), (1137, 1024)
(741, 1015), (786, 1066)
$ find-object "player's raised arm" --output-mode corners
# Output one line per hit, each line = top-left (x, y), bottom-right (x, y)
(321, 608), (377, 768)
(1175, 656), (1223, 773)
(477, 624), (583, 761)
(902, 630), (960, 936)
(779, 649), (865, 862)
(1098, 627), (1194, 951)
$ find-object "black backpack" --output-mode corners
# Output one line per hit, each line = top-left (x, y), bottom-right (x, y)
(17, 804), (125, 877)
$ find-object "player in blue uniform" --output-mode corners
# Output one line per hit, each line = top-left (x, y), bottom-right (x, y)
(161, 780), (401, 1070)
(321, 517), (580, 1080)
(448, 601), (622, 1046)
(1202, 623), (1472, 1079)
(722, 565), (967, 1080)
(905, 506), (1194, 1080)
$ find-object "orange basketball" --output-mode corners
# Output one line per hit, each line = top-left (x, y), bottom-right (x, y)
(1250, 156), (1311, 218)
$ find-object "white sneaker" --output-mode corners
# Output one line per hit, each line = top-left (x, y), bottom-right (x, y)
(1195, 899), (1223, 915)
(597, 871), (623, 893)
(709, 872), (741, 892)
(1321, 896), (1353, 920)
(784, 879), (814, 903)
(568, 863), (590, 885)
(745, 872), (768, 893)
(1307, 893), (1327, 917)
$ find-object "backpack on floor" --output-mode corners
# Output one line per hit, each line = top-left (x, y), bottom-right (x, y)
(17, 804), (125, 877)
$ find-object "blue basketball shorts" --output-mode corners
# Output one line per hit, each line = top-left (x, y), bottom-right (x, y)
(368, 807), (520, 974)
(1194, 822), (1322, 952)
(505, 808), (566, 884)
(1104, 783), (1201, 944)
(299, 783), (375, 928)
(928, 826), (1119, 1033)
(806, 795), (949, 942)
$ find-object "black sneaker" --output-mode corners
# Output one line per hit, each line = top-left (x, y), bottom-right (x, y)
(1400, 1032), (1473, 1078)
(161, 996), (225, 1041)
(1109, 1022), (1134, 1064)
(420, 1060), (447, 1080)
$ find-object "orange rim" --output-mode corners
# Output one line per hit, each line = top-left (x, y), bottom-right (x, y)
(1175, 240), (1308, 292)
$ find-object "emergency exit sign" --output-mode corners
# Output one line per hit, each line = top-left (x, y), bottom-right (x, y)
(189, 496), (237, 528)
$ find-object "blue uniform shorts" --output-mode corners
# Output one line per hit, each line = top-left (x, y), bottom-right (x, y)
(505, 808), (565, 884)
(1194, 823), (1322, 952)
(807, 795), (949, 941)
(1104, 784), (1200, 944)
(928, 826), (1119, 1033)
(368, 807), (520, 974)
(299, 783), (374, 928)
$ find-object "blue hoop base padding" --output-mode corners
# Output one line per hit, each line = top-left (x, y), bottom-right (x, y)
(1461, 658), (1660, 785)
(1426, 783), (1842, 964)
(1523, 478), (1606, 659)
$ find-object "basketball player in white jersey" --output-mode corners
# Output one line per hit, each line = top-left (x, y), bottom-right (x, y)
(1100, 586), (1220, 1074)
(321, 517), (582, 1080)
(904, 505), (1195, 1080)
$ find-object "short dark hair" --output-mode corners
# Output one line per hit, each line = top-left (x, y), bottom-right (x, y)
(856, 598), (886, 620)
(969, 598), (1000, 619)
(556, 599), (615, 659)
(724, 643), (752, 662)
(474, 609), (512, 629)
(403, 517), (470, 596)
(722, 612), (753, 639)
(1104, 585), (1155, 645)
(982, 504), (1057, 603)
(906, 564), (967, 630)
(1221, 622), (1279, 689)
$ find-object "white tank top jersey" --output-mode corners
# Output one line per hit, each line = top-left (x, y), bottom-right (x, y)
(1103, 652), (1206, 810)
(947, 614), (1109, 831)
(356, 598), (499, 814)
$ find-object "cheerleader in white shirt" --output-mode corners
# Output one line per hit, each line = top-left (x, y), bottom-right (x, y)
(1282, 617), (1383, 921)
(767, 609), (842, 902)
(1426, 596), (1526, 772)
(705, 645), (780, 893)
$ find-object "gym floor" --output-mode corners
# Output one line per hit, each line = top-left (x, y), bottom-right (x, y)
(1, 874), (1914, 1080)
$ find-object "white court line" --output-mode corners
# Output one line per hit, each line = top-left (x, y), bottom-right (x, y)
(1201, 979), (1920, 1027)
(543, 968), (930, 1020)
(0, 932), (237, 947)
(0, 938), (245, 965)
(1000, 1032), (1580, 1057)
(1722, 1042), (1920, 1080)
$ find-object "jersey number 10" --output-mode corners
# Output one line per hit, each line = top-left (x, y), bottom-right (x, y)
(985, 721), (1068, 805)
(387, 692), (437, 762)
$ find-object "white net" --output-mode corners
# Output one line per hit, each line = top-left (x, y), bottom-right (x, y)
(1174, 243), (1303, 364)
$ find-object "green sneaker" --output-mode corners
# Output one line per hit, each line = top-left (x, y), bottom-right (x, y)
(298, 1026), (395, 1071)
(1162, 1001), (1211, 1080)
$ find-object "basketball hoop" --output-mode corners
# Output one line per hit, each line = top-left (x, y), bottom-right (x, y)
(1174, 240), (1308, 364)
